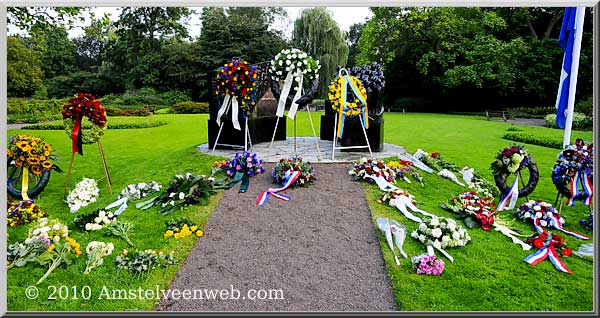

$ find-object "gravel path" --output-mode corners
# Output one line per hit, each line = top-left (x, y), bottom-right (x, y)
(157, 163), (397, 312)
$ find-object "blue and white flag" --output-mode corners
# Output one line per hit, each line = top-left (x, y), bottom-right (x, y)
(555, 7), (585, 130)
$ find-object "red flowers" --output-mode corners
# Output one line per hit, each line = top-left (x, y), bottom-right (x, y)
(62, 93), (107, 127)
(526, 232), (571, 257)
(430, 152), (440, 158)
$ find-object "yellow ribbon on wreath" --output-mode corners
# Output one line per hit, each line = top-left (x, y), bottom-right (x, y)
(328, 69), (369, 138)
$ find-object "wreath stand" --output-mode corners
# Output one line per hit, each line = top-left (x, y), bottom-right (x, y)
(63, 140), (112, 197)
(268, 91), (321, 161)
(212, 115), (253, 153)
(331, 113), (373, 160)
(553, 172), (593, 214)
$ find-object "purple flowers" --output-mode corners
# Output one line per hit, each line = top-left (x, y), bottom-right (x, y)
(224, 151), (265, 178)
(412, 254), (445, 276)
(349, 62), (385, 94)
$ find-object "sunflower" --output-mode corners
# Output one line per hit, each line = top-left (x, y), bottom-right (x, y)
(19, 155), (26, 162)
(31, 166), (42, 175)
(44, 151), (50, 157)
(14, 160), (23, 167)
(43, 144), (52, 152)
(27, 157), (40, 165)
(7, 149), (13, 157)
(42, 161), (53, 170)
(16, 141), (30, 151)
(28, 149), (38, 156)
(39, 155), (47, 161)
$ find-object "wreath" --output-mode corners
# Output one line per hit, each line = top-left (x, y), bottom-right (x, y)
(7, 198), (47, 227)
(551, 139), (593, 201)
(270, 48), (320, 88)
(6, 134), (61, 200)
(271, 156), (315, 187)
(62, 93), (107, 155)
(215, 58), (258, 115)
(490, 144), (539, 198)
(328, 69), (369, 139)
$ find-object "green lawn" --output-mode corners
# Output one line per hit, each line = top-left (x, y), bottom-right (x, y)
(6, 113), (594, 311)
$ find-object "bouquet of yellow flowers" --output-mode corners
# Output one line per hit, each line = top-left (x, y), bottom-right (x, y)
(7, 134), (60, 174)
(163, 217), (203, 239)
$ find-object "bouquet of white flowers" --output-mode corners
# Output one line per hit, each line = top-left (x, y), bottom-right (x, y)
(74, 209), (117, 231)
(66, 178), (100, 213)
(28, 218), (69, 242)
(84, 241), (114, 274)
(119, 181), (162, 201)
(411, 217), (470, 263)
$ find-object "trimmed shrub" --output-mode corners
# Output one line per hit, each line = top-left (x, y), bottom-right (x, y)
(7, 98), (66, 123)
(502, 132), (563, 149)
(105, 107), (152, 117)
(169, 102), (210, 114)
(544, 112), (592, 130)
(22, 120), (167, 130)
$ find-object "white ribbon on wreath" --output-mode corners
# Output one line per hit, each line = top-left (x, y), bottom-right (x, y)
(276, 69), (304, 120)
(216, 94), (241, 131)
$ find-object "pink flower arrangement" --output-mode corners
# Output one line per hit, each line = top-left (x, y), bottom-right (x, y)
(411, 254), (445, 276)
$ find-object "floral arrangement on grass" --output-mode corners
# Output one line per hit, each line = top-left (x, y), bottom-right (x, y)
(272, 156), (315, 187)
(441, 191), (497, 231)
(349, 62), (385, 95)
(491, 144), (531, 175)
(7, 235), (52, 269)
(379, 189), (414, 205)
(348, 158), (395, 183)
(514, 200), (562, 229)
(459, 166), (500, 198)
(36, 237), (82, 284)
(524, 231), (572, 274)
(411, 217), (470, 262)
(115, 249), (178, 275)
(73, 209), (116, 231)
(7, 134), (60, 174)
(119, 181), (162, 201)
(136, 173), (217, 215)
(579, 214), (593, 231)
(388, 160), (424, 186)
(215, 58), (258, 115)
(62, 93), (107, 152)
(222, 152), (265, 178)
(29, 218), (69, 242)
(552, 139), (593, 204)
(84, 241), (114, 274)
(411, 254), (445, 276)
(104, 221), (135, 247)
(413, 149), (458, 172)
(66, 178), (100, 213)
(7, 199), (47, 227)
(271, 48), (320, 86)
(164, 217), (204, 239)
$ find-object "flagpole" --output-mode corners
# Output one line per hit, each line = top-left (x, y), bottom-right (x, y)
(563, 7), (586, 148)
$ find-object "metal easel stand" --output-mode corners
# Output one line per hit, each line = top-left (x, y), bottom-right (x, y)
(331, 113), (373, 160)
(212, 114), (253, 153)
(553, 173), (593, 214)
(269, 101), (321, 161)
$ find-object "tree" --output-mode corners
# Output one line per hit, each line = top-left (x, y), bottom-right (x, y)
(74, 15), (114, 72)
(346, 23), (364, 67)
(7, 36), (44, 97)
(292, 8), (349, 97)
(7, 7), (85, 32)
(195, 7), (288, 100)
(28, 25), (78, 79)
(103, 7), (192, 88)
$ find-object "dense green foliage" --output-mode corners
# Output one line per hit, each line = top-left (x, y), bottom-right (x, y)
(544, 112), (593, 129)
(355, 7), (594, 111)
(21, 116), (167, 130)
(7, 37), (44, 97)
(7, 98), (65, 123)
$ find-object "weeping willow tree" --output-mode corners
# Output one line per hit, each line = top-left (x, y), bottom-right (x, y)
(293, 8), (349, 97)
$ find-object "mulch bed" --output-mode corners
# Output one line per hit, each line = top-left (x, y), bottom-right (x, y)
(157, 163), (397, 311)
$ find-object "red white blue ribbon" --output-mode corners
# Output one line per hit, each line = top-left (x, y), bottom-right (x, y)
(256, 171), (301, 206)
(524, 245), (572, 274)
(533, 214), (589, 240)
(497, 175), (519, 211)
(582, 171), (593, 206)
(566, 171), (581, 206)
